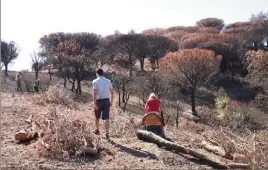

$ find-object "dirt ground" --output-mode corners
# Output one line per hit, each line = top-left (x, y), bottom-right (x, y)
(1, 92), (214, 169)
(1, 70), (267, 169)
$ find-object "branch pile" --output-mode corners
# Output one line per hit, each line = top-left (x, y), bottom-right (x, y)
(15, 108), (114, 159)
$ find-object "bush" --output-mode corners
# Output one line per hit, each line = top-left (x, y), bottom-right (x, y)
(214, 94), (265, 131)
(215, 95), (227, 120)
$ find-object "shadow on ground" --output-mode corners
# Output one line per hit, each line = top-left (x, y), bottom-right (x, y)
(124, 103), (144, 115)
(176, 88), (216, 108)
(215, 77), (256, 102)
(109, 140), (157, 159)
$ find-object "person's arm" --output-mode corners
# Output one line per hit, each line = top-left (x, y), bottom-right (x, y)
(158, 100), (161, 112)
(144, 101), (149, 113)
(109, 81), (114, 106)
(92, 81), (98, 109)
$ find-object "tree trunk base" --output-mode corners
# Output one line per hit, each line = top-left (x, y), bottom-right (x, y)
(142, 125), (165, 138)
(136, 130), (249, 169)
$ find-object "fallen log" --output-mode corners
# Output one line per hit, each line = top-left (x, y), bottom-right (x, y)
(15, 120), (41, 142)
(201, 141), (227, 158)
(15, 130), (38, 141)
(15, 130), (28, 141)
(75, 146), (98, 156)
(136, 130), (250, 169)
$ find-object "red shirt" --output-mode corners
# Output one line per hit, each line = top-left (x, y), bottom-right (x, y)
(145, 97), (160, 113)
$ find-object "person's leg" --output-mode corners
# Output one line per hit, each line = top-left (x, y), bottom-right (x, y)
(94, 101), (102, 134)
(102, 99), (110, 138)
(95, 119), (100, 133)
(16, 81), (19, 91)
(19, 81), (22, 91)
(105, 120), (109, 135)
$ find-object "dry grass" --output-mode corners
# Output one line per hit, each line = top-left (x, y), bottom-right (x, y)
(2, 69), (268, 168)
(110, 108), (142, 139)
(33, 85), (78, 109)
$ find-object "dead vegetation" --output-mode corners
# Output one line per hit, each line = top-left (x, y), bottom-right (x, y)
(1, 70), (268, 169)
(32, 85), (78, 109)
(8, 85), (114, 162)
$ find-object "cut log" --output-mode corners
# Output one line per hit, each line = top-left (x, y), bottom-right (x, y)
(84, 147), (98, 155)
(201, 141), (226, 158)
(15, 130), (38, 141)
(15, 130), (28, 141)
(75, 146), (98, 156)
(136, 130), (250, 169)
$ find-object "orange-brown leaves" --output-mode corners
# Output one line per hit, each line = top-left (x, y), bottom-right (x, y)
(223, 19), (265, 35)
(165, 26), (220, 34)
(57, 40), (81, 57)
(142, 28), (166, 36)
(246, 50), (268, 72)
(160, 49), (221, 86)
(180, 33), (238, 49)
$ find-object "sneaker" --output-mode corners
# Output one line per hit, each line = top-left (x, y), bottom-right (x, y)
(94, 129), (100, 135)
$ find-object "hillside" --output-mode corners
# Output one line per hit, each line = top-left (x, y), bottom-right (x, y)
(1, 70), (268, 169)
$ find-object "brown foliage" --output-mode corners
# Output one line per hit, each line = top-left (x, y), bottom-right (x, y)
(160, 49), (221, 114)
(223, 19), (264, 35)
(246, 50), (268, 72)
(33, 85), (78, 109)
(166, 26), (220, 34)
(160, 49), (221, 85)
(142, 28), (166, 36)
(180, 33), (238, 49)
(57, 40), (83, 59)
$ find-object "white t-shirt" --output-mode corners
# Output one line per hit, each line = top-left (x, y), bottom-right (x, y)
(92, 76), (113, 100)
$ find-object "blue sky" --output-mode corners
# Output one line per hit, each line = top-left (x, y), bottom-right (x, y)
(1, 0), (268, 71)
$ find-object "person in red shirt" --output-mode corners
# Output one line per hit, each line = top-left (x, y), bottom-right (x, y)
(144, 93), (161, 114)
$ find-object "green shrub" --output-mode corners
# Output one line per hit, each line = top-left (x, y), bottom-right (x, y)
(215, 95), (227, 120)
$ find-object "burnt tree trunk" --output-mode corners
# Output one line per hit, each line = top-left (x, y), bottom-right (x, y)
(71, 79), (76, 92)
(35, 71), (38, 79)
(190, 86), (197, 116)
(123, 92), (131, 112)
(137, 130), (250, 169)
(122, 83), (126, 103)
(4, 64), (8, 76)
(176, 106), (179, 128)
(118, 90), (121, 107)
(129, 53), (133, 78)
(139, 57), (145, 71)
(75, 67), (82, 96)
(76, 80), (82, 95)
(63, 77), (67, 88)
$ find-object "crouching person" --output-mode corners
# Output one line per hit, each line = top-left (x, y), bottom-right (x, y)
(143, 93), (165, 137)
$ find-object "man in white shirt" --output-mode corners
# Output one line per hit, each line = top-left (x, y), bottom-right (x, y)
(92, 68), (114, 139)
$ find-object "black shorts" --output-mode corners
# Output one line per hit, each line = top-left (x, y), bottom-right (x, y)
(95, 98), (110, 120)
